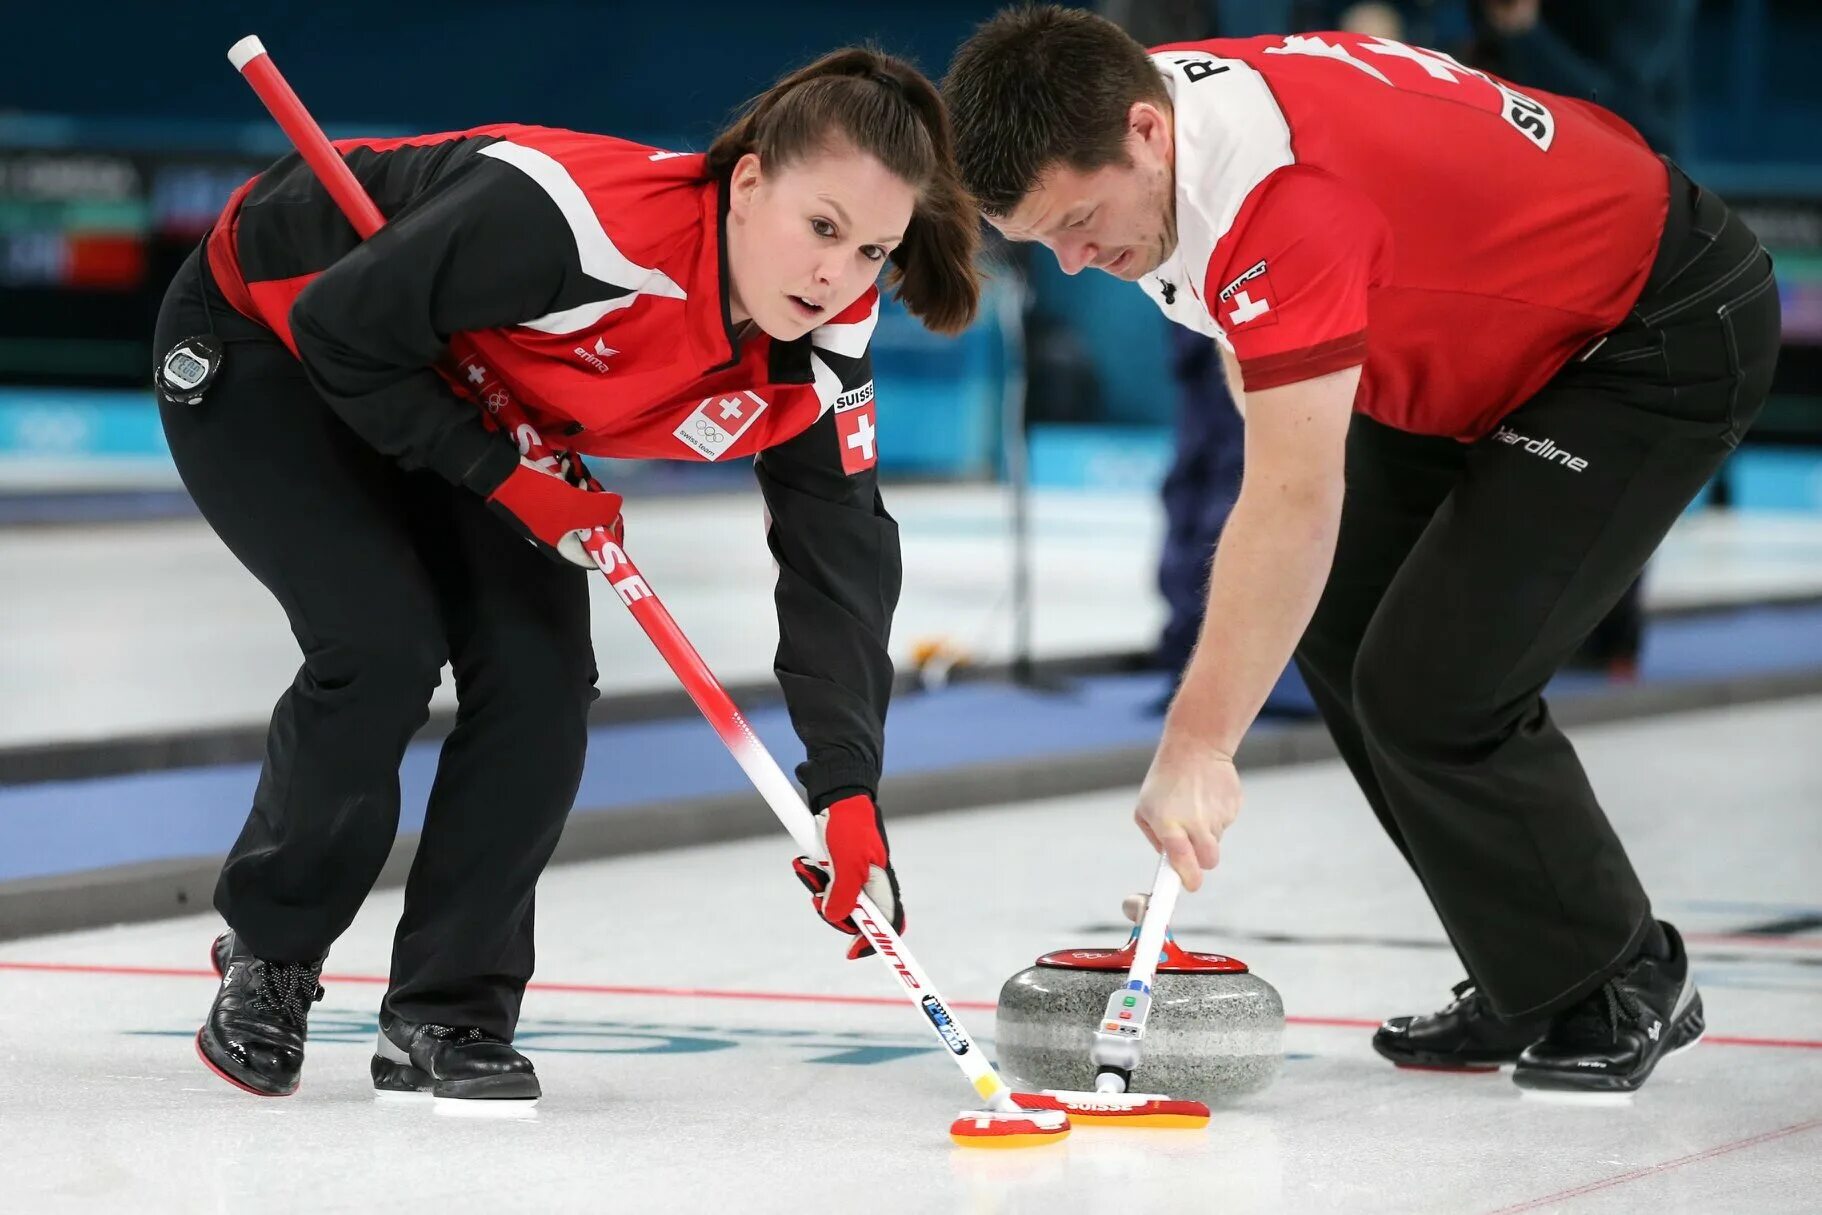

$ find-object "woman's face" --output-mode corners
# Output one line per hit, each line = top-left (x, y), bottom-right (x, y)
(725, 142), (916, 341)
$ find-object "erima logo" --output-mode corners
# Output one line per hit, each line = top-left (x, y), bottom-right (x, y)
(573, 337), (616, 374)
(1491, 425), (1589, 472)
(920, 996), (969, 1055)
(833, 381), (874, 412)
(1218, 259), (1268, 302)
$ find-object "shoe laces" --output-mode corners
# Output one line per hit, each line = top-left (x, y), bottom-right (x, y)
(1558, 978), (1646, 1046)
(249, 960), (325, 1026)
(423, 1024), (497, 1045)
(1446, 978), (1487, 1015)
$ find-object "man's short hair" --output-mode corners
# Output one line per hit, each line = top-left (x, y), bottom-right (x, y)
(943, 5), (1169, 217)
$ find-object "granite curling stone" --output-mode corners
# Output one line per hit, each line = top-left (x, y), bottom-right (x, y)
(996, 930), (1284, 1103)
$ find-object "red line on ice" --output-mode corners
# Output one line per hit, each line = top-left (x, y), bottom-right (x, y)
(2, 960), (1818, 1050)
(1485, 1116), (1822, 1214)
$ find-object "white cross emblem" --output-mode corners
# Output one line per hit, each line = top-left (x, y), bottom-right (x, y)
(846, 413), (876, 462)
(1226, 291), (1271, 326)
(467, 364), (486, 384)
(718, 397), (746, 421)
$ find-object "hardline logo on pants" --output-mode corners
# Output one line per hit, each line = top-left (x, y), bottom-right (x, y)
(1490, 425), (1590, 472)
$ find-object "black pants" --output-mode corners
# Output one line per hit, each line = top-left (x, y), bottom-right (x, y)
(1294, 163), (1781, 1021)
(155, 248), (598, 1037)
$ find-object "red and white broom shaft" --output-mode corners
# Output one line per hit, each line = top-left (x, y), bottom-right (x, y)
(228, 35), (1020, 1115)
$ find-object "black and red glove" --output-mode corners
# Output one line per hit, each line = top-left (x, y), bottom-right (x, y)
(792, 793), (905, 960)
(486, 456), (624, 567)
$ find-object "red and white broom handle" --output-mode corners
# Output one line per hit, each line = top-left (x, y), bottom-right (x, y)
(227, 35), (1020, 1113)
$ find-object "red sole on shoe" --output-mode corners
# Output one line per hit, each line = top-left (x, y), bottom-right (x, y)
(1392, 1061), (1502, 1074)
(193, 1029), (295, 1097)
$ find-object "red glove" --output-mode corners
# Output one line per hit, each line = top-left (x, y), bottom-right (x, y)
(486, 457), (624, 567)
(793, 794), (905, 960)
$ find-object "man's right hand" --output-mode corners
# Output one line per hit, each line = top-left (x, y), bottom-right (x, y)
(485, 457), (624, 568)
(1132, 733), (1241, 893)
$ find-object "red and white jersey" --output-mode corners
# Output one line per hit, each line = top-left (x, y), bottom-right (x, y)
(207, 127), (881, 471)
(1140, 34), (1669, 439)
(446, 136), (882, 467)
(200, 126), (895, 805)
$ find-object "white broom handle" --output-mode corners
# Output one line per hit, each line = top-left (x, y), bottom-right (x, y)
(1128, 856), (1183, 993)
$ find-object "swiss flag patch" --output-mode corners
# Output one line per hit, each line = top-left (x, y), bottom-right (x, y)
(834, 381), (878, 473)
(1217, 259), (1278, 332)
(674, 390), (768, 461)
(454, 353), (522, 433)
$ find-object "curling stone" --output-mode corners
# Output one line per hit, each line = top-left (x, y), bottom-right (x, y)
(996, 929), (1283, 1104)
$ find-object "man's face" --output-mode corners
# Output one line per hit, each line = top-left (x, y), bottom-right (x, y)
(987, 101), (1176, 281)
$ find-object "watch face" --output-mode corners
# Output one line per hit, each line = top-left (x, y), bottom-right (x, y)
(165, 349), (208, 388)
(158, 335), (222, 403)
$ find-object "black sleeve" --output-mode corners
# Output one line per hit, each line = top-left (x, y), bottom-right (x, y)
(754, 359), (902, 810)
(287, 155), (582, 495)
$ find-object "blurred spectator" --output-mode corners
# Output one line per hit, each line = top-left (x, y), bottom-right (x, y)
(1155, 328), (1246, 684)
(1308, 1), (1468, 49)
(1338, 2), (1405, 39)
(1101, 0), (1217, 45)
(1471, 0), (1697, 156)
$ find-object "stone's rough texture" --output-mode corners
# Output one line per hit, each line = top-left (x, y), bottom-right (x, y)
(995, 955), (1284, 1103)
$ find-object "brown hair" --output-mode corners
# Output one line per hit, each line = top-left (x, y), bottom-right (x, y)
(707, 47), (982, 335)
(943, 5), (1169, 217)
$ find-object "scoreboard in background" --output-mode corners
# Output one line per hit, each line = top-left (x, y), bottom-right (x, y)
(0, 148), (265, 386)
(1734, 197), (1822, 345)
(1728, 195), (1822, 452)
(1, 154), (143, 290)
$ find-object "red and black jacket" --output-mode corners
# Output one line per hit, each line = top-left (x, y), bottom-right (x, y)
(205, 124), (896, 805)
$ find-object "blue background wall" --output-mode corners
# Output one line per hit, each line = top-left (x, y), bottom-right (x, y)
(4, 0), (1820, 467)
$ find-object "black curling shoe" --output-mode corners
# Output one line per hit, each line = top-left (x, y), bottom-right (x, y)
(195, 932), (325, 1097)
(1514, 921), (1704, 1096)
(1374, 978), (1550, 1072)
(372, 1012), (541, 1103)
